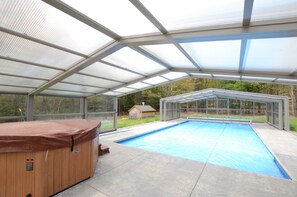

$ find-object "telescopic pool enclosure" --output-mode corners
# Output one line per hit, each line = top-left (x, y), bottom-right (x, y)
(160, 88), (290, 131)
(0, 0), (297, 131)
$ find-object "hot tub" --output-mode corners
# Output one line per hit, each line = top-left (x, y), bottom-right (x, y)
(0, 119), (100, 197)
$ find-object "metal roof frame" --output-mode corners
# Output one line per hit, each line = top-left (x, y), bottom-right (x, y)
(0, 0), (296, 98)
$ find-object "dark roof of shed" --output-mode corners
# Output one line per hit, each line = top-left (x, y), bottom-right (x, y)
(129, 105), (156, 112)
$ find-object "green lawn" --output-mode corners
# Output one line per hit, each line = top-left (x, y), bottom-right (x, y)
(117, 115), (160, 129)
(290, 117), (297, 132)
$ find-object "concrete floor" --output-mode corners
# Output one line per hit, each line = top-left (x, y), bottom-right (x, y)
(56, 120), (297, 197)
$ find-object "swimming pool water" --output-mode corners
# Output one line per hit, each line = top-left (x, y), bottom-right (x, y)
(119, 121), (290, 179)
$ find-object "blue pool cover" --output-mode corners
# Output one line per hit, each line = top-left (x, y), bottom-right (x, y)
(119, 121), (290, 179)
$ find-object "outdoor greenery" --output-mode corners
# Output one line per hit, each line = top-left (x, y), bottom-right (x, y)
(1, 78), (297, 132)
(117, 115), (160, 129)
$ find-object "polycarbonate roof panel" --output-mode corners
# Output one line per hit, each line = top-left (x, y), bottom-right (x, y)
(127, 82), (151, 89)
(114, 87), (135, 93)
(181, 40), (241, 70)
(63, 74), (122, 88)
(62, 0), (159, 36)
(162, 72), (188, 80)
(41, 90), (89, 97)
(80, 62), (142, 82)
(0, 86), (33, 93)
(244, 38), (297, 73)
(0, 59), (61, 80)
(140, 0), (244, 31)
(103, 91), (122, 96)
(0, 75), (45, 87)
(50, 83), (105, 93)
(141, 44), (196, 69)
(0, 32), (83, 69)
(103, 47), (166, 75)
(0, 0), (111, 54)
(143, 76), (168, 85)
(252, 0), (297, 22)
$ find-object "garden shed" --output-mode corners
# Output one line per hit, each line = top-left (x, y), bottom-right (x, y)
(129, 105), (156, 119)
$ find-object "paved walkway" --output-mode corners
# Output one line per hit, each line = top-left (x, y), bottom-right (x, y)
(56, 120), (297, 197)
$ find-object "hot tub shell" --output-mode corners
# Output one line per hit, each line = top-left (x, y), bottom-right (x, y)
(0, 119), (99, 197)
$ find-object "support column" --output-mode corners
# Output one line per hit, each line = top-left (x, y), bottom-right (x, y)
(253, 101), (255, 121)
(196, 101), (198, 113)
(239, 100), (242, 119)
(216, 97), (219, 115)
(278, 101), (283, 130)
(227, 98), (230, 117)
(206, 99), (208, 115)
(186, 103), (189, 117)
(284, 98), (290, 131)
(80, 98), (87, 119)
(26, 95), (34, 121)
(272, 103), (275, 125)
(164, 102), (167, 121)
(113, 97), (118, 130)
(160, 100), (163, 121)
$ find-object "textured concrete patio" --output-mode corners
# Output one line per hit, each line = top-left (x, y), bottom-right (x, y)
(56, 120), (297, 197)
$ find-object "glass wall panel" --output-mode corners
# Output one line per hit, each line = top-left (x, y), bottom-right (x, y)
(33, 96), (82, 120)
(0, 94), (26, 123)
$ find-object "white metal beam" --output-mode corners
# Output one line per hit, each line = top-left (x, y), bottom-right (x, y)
(42, 0), (121, 40)
(121, 21), (297, 45)
(243, 0), (254, 26)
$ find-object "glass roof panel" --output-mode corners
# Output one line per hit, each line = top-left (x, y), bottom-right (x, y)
(181, 40), (241, 70)
(143, 76), (168, 85)
(41, 90), (89, 97)
(50, 83), (105, 93)
(0, 32), (83, 69)
(103, 47), (166, 75)
(63, 74), (122, 88)
(114, 87), (135, 93)
(102, 91), (122, 96)
(0, 59), (61, 79)
(127, 82), (151, 89)
(162, 72), (188, 80)
(140, 0), (244, 31)
(252, 0), (297, 22)
(0, 86), (33, 93)
(62, 0), (159, 36)
(0, 0), (111, 54)
(141, 44), (196, 69)
(244, 38), (297, 74)
(0, 75), (45, 87)
(80, 62), (142, 82)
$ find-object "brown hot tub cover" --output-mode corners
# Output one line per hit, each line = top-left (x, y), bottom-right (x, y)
(0, 119), (100, 152)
